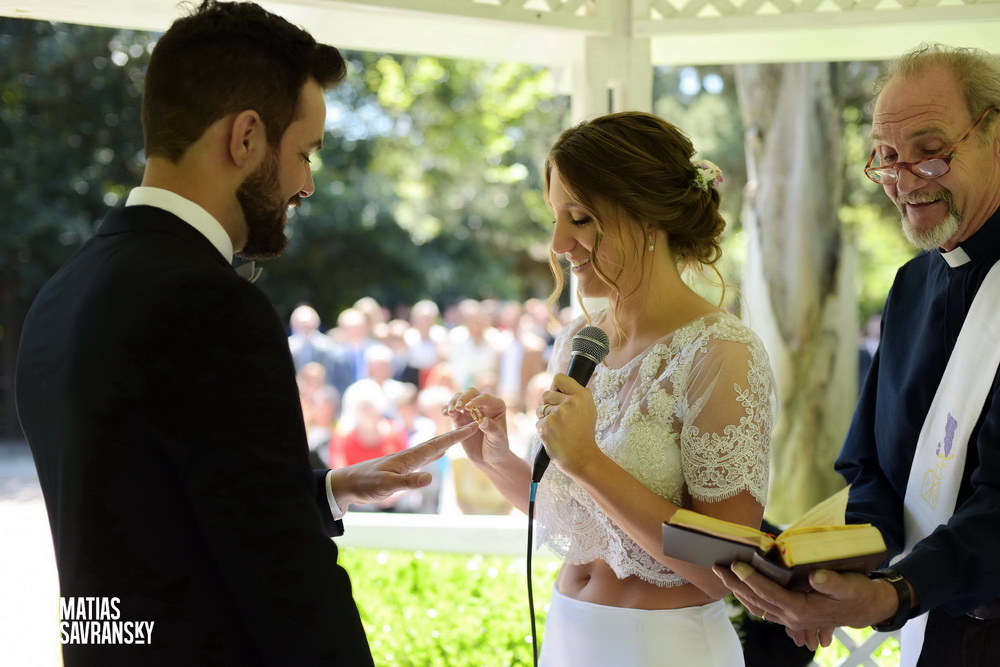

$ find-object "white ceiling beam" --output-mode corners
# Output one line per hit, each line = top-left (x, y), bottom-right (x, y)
(0, 0), (591, 67)
(641, 4), (1000, 63)
(1, 0), (997, 66)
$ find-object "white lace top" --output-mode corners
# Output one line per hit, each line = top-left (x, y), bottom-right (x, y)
(533, 311), (775, 587)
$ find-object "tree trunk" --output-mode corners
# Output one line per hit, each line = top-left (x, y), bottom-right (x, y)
(736, 62), (858, 524)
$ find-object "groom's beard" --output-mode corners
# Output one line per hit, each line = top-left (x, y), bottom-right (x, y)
(237, 149), (292, 260)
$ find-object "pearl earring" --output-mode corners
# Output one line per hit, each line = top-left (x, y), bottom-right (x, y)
(648, 235), (655, 252)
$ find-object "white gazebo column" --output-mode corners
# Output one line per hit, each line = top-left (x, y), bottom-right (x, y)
(563, 2), (653, 316)
(570, 1), (653, 122)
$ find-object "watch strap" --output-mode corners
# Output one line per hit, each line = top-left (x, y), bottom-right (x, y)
(870, 568), (912, 632)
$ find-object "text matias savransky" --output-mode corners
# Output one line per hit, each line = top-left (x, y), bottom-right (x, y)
(60, 597), (155, 645)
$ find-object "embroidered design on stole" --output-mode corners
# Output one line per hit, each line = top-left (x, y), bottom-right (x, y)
(920, 413), (958, 511)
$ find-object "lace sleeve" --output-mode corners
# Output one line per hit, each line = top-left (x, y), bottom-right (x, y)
(678, 328), (774, 505)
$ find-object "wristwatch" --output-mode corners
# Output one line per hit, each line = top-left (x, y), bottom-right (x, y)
(869, 568), (912, 632)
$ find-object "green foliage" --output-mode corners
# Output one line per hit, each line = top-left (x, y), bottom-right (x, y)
(0, 20), (568, 434)
(339, 548), (559, 666)
(654, 65), (747, 228)
(240, 49), (571, 325)
(1, 18), (152, 435)
(0, 19), (906, 442)
(841, 202), (915, 320)
(839, 101), (912, 321)
(0, 20), (150, 288)
(652, 68), (749, 313)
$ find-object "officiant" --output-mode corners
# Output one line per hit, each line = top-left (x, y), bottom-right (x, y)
(716, 43), (1000, 667)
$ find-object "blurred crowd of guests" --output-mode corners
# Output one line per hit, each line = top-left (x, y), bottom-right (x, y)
(289, 296), (569, 515)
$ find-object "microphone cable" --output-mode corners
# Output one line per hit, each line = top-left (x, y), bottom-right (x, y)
(527, 421), (554, 666)
(524, 325), (609, 667)
(527, 481), (541, 667)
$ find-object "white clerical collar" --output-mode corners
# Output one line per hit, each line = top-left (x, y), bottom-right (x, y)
(125, 187), (234, 262)
(939, 246), (971, 268)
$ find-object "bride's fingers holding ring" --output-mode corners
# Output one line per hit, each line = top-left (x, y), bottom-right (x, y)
(444, 392), (464, 414)
(445, 389), (479, 414)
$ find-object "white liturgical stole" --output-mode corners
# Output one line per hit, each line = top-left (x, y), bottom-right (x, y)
(896, 256), (1000, 666)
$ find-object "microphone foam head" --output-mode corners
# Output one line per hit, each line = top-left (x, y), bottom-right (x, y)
(572, 325), (610, 363)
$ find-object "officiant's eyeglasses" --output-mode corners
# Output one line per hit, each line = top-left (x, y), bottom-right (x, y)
(864, 106), (999, 185)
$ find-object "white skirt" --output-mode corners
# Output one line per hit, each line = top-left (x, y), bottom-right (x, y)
(539, 586), (744, 667)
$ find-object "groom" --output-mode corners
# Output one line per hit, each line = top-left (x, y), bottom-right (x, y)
(15, 2), (473, 665)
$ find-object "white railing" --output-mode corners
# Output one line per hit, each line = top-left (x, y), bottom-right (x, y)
(809, 626), (900, 667)
(336, 511), (531, 555)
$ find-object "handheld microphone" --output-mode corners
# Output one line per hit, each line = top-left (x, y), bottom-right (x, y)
(531, 325), (610, 483)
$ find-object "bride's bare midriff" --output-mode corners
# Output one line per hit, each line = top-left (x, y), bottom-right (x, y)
(557, 559), (715, 610)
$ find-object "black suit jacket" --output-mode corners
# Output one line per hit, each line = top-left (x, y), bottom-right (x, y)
(15, 205), (374, 666)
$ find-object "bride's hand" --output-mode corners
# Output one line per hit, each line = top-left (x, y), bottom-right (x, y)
(444, 388), (511, 468)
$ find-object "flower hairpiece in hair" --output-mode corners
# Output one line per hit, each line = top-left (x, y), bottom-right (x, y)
(692, 160), (724, 192)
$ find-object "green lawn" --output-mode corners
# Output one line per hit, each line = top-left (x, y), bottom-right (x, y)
(341, 548), (558, 666)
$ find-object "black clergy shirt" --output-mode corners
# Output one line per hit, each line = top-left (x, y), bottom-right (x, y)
(837, 207), (1000, 617)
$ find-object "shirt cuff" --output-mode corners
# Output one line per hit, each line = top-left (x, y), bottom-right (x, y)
(324, 470), (348, 520)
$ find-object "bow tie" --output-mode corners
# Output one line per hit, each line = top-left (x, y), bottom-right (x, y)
(234, 261), (262, 283)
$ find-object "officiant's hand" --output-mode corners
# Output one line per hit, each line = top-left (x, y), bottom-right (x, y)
(713, 563), (900, 636)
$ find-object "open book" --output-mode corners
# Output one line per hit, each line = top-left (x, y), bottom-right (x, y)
(662, 486), (888, 590)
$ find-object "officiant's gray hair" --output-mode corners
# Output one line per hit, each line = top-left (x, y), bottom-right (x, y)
(875, 43), (1000, 137)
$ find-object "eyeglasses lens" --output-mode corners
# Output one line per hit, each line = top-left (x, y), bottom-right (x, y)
(869, 158), (950, 184)
(912, 159), (949, 178)
(869, 169), (895, 184)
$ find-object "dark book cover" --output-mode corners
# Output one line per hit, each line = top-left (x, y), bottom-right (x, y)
(749, 548), (889, 591)
(662, 522), (888, 591)
(662, 523), (761, 568)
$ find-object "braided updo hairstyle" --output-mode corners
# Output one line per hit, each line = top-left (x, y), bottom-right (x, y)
(543, 111), (728, 326)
